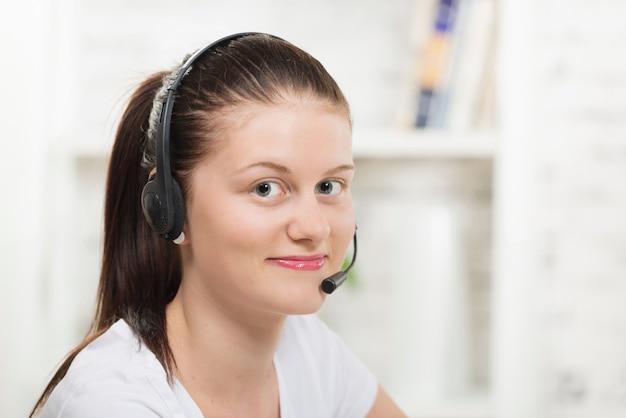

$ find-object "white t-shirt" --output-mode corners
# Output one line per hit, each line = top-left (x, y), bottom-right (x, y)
(40, 314), (378, 418)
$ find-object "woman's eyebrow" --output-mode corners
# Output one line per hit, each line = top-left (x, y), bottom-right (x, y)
(325, 164), (355, 176)
(238, 161), (291, 174)
(238, 162), (354, 176)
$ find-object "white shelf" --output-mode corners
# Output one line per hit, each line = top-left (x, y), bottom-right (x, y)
(352, 128), (498, 159)
(61, 128), (497, 162)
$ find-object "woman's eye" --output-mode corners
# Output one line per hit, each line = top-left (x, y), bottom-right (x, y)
(316, 180), (343, 195)
(253, 181), (283, 198)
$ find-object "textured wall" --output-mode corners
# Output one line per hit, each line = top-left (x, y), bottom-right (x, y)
(531, 1), (626, 416)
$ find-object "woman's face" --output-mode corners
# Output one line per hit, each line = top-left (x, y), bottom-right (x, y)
(181, 99), (354, 317)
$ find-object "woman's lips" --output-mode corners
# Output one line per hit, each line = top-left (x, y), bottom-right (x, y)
(266, 255), (326, 271)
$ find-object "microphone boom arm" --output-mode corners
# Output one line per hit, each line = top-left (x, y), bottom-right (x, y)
(321, 229), (357, 294)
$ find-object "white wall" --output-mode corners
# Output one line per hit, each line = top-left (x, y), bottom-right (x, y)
(1, 1), (54, 416)
(492, 1), (626, 417)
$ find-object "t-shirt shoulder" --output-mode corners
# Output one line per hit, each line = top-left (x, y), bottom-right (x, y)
(39, 320), (192, 418)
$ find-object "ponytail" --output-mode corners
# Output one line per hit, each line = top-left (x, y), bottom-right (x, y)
(30, 72), (181, 416)
(96, 69), (181, 365)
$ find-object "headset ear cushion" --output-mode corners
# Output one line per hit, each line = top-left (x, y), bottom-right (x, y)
(141, 178), (167, 234)
(141, 177), (185, 240)
(164, 178), (185, 241)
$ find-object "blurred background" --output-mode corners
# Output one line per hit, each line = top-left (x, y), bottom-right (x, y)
(2, 0), (626, 417)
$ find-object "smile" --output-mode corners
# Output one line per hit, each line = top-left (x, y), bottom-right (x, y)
(266, 255), (326, 271)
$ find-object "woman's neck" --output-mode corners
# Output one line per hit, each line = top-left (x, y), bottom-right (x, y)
(166, 281), (285, 417)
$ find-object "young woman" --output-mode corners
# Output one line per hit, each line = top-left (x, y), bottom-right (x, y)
(32, 33), (405, 417)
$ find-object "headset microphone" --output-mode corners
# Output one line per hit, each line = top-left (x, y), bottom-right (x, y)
(321, 229), (358, 294)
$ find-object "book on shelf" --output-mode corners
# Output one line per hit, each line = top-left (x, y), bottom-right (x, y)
(400, 0), (497, 131)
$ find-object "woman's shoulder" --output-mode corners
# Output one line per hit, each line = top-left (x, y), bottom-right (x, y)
(62, 319), (163, 384)
(39, 320), (191, 417)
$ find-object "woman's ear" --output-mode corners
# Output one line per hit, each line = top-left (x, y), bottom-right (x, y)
(148, 167), (157, 180)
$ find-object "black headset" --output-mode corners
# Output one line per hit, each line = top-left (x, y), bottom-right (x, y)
(141, 33), (264, 241)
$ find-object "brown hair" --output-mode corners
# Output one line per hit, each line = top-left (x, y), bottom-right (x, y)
(31, 33), (349, 415)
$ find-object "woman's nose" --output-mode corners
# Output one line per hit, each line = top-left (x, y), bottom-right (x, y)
(286, 195), (331, 243)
